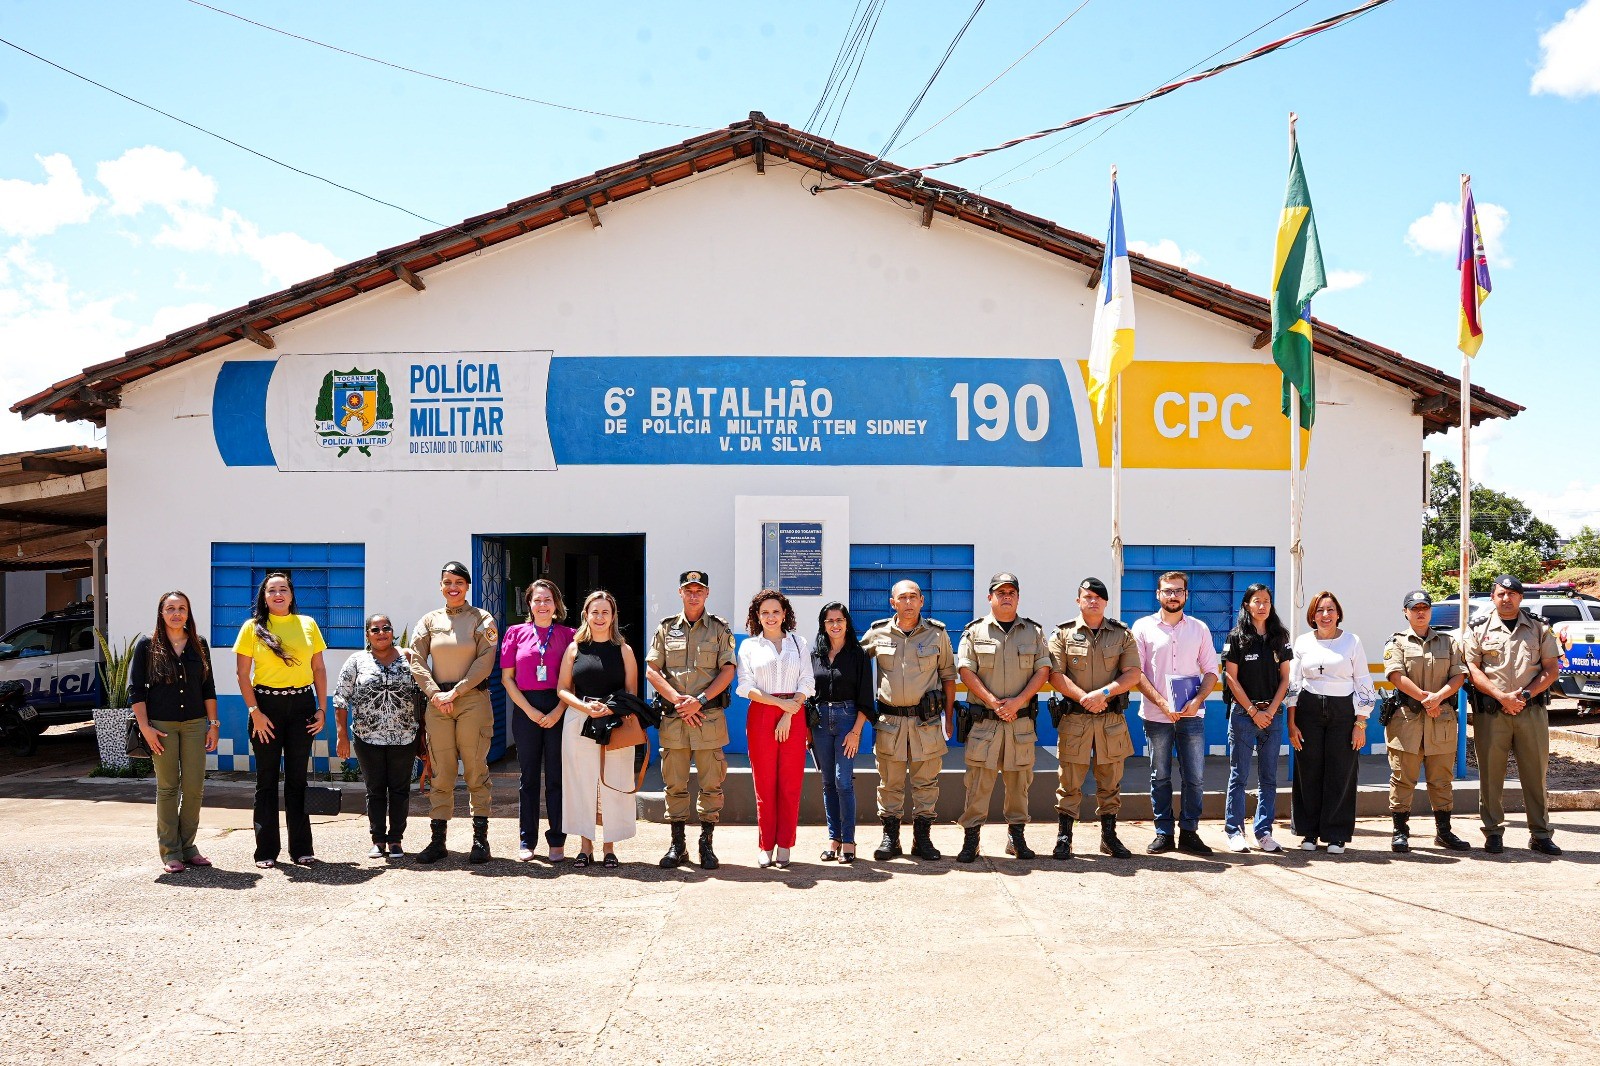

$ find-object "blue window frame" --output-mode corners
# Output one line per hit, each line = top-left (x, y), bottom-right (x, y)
(849, 544), (975, 632)
(211, 542), (366, 649)
(1121, 545), (1275, 651)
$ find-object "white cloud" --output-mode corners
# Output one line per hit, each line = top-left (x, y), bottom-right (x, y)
(1532, 0), (1600, 98)
(1324, 269), (1369, 292)
(1127, 238), (1202, 268)
(0, 241), (219, 452)
(0, 154), (103, 239)
(96, 146), (216, 215)
(1525, 482), (1600, 537)
(1405, 200), (1511, 267)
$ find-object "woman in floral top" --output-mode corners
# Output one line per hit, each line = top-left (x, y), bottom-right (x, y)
(335, 613), (424, 859)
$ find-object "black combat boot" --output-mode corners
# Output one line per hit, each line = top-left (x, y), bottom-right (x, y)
(956, 825), (981, 863)
(910, 817), (941, 860)
(469, 816), (491, 864)
(416, 819), (448, 864)
(1004, 823), (1035, 860)
(1099, 815), (1132, 858)
(1390, 812), (1410, 853)
(1052, 814), (1075, 860)
(874, 817), (903, 861)
(697, 823), (720, 870)
(1432, 811), (1470, 851)
(660, 822), (689, 869)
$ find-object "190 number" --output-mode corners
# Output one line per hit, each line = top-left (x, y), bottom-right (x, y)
(949, 383), (1049, 442)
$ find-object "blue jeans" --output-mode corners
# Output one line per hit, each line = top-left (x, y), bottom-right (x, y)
(810, 701), (860, 844)
(1224, 709), (1283, 838)
(1146, 716), (1206, 835)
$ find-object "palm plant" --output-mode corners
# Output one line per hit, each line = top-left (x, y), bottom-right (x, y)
(94, 630), (137, 709)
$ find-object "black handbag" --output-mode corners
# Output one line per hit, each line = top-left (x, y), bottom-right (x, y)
(124, 713), (153, 760)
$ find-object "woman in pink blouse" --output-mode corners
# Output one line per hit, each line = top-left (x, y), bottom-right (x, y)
(501, 579), (577, 862)
(736, 589), (815, 869)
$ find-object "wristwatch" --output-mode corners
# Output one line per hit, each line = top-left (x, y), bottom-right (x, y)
(695, 693), (708, 705)
(1518, 688), (1532, 702)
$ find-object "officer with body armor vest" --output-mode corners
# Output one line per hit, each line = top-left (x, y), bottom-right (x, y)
(1462, 575), (1563, 856)
(644, 570), (736, 870)
(1381, 589), (1469, 852)
(1045, 577), (1142, 860)
(860, 580), (957, 862)
(954, 573), (1051, 863)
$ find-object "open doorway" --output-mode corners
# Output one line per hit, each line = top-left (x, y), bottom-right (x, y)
(472, 533), (646, 761)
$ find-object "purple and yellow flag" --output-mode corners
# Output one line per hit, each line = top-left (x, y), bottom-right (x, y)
(1458, 178), (1491, 357)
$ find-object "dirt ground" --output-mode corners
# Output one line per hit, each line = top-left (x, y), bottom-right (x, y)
(1464, 704), (1600, 790)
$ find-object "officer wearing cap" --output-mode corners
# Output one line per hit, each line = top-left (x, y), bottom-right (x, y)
(409, 561), (500, 864)
(954, 573), (1051, 863)
(1462, 574), (1563, 855)
(860, 579), (958, 862)
(1045, 578), (1142, 860)
(644, 570), (736, 869)
(1382, 590), (1469, 852)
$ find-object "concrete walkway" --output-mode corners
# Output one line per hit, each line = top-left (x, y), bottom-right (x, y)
(2, 774), (1598, 1065)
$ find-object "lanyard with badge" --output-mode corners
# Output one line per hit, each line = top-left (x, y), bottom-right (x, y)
(532, 624), (554, 682)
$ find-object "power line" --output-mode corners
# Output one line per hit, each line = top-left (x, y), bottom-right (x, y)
(182, 0), (707, 130)
(0, 35), (466, 236)
(816, 0), (1395, 194)
(894, 0), (1094, 156)
(812, 0), (891, 142)
(806, 0), (870, 131)
(876, 0), (987, 160)
(979, 0), (1312, 191)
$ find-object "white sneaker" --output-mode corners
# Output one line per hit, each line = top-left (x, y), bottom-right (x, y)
(1256, 833), (1283, 853)
(1226, 832), (1250, 853)
(517, 846), (535, 862)
(1300, 838), (1318, 851)
(757, 849), (774, 869)
(774, 847), (791, 869)
(1326, 843), (1346, 855)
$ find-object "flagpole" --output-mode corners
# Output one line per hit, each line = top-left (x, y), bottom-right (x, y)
(1286, 113), (1302, 645)
(1458, 173), (1474, 614)
(1108, 164), (1124, 617)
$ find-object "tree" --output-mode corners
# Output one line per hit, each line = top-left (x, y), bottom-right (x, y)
(1425, 459), (1560, 559)
(1563, 525), (1600, 568)
(1469, 540), (1544, 591)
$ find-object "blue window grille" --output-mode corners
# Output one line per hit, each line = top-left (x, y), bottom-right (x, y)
(210, 542), (367, 649)
(849, 544), (976, 633)
(1121, 545), (1276, 651)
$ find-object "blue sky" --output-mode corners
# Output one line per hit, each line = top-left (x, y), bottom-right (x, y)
(2, 1), (1596, 530)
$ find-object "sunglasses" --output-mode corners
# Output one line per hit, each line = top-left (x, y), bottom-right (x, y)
(368, 625), (393, 634)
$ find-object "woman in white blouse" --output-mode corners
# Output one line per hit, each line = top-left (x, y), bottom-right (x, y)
(1287, 590), (1376, 854)
(736, 589), (816, 869)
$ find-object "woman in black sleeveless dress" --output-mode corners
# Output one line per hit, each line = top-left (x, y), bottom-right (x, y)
(557, 590), (640, 868)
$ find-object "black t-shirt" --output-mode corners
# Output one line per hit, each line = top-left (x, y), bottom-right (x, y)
(1221, 629), (1292, 706)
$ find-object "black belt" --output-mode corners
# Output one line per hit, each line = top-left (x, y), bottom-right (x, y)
(879, 704), (922, 717)
(434, 678), (490, 692)
(967, 707), (1037, 722)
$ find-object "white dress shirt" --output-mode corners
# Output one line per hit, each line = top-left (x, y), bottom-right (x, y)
(736, 632), (816, 700)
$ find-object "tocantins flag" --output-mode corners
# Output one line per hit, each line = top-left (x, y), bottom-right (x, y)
(1270, 138), (1326, 431)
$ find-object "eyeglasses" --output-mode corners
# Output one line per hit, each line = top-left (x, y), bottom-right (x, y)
(367, 625), (393, 634)
(1158, 588), (1187, 597)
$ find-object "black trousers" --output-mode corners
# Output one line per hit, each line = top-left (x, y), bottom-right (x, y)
(250, 687), (317, 862)
(512, 688), (566, 848)
(1291, 692), (1359, 845)
(352, 736), (415, 844)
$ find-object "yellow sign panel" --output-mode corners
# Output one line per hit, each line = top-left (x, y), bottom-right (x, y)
(1079, 361), (1311, 470)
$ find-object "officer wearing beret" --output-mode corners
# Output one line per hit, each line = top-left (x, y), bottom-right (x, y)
(644, 570), (737, 869)
(954, 573), (1051, 863)
(1045, 578), (1142, 860)
(860, 580), (957, 862)
(1382, 590), (1470, 852)
(1462, 575), (1563, 856)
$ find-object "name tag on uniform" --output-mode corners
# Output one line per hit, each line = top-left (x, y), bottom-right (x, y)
(537, 664), (548, 682)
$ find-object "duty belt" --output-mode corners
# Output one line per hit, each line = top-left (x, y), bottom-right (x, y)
(878, 703), (923, 717)
(966, 706), (1037, 722)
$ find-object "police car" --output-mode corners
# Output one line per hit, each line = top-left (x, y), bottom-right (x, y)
(0, 603), (102, 731)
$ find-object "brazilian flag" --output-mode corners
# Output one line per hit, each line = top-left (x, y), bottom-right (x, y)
(1271, 139), (1326, 430)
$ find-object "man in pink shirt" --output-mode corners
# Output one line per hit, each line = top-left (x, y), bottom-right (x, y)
(1131, 570), (1220, 855)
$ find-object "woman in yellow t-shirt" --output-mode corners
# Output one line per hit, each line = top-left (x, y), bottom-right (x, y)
(233, 571), (328, 869)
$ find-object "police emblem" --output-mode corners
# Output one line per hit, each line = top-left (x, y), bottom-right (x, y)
(314, 368), (395, 457)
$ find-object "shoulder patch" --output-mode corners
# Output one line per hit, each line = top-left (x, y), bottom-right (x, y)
(1103, 616), (1129, 630)
(864, 618), (892, 631)
(657, 615), (679, 627)
(962, 618), (984, 631)
(925, 617), (947, 629)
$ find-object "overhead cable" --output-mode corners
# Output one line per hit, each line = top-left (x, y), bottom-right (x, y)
(875, 0), (987, 160)
(183, 0), (707, 129)
(0, 35), (468, 236)
(815, 0), (1395, 193)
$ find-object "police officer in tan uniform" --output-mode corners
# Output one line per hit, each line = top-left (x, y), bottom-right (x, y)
(1046, 577), (1142, 860)
(1381, 590), (1469, 853)
(861, 580), (957, 862)
(644, 570), (736, 870)
(409, 561), (500, 865)
(1463, 574), (1563, 856)
(955, 573), (1051, 863)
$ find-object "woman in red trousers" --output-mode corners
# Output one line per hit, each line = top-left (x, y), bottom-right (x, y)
(736, 589), (815, 869)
